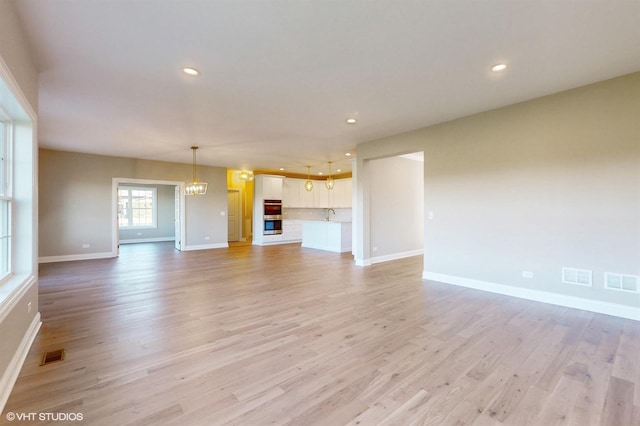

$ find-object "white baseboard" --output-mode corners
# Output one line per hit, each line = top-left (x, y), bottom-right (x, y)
(370, 249), (423, 265)
(119, 237), (175, 244)
(38, 252), (114, 264)
(423, 271), (640, 321)
(182, 243), (229, 251)
(301, 243), (352, 253)
(355, 249), (423, 266)
(0, 312), (41, 413)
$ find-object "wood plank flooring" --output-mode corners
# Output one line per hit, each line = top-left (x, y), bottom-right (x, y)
(4, 242), (639, 425)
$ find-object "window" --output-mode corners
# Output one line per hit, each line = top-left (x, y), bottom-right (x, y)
(0, 120), (11, 279)
(0, 64), (36, 303)
(118, 186), (157, 229)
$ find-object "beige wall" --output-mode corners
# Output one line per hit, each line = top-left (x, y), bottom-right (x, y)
(356, 72), (640, 314)
(0, 1), (38, 112)
(369, 155), (423, 260)
(39, 149), (229, 258)
(0, 0), (39, 411)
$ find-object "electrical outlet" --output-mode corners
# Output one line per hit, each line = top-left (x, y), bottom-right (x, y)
(522, 271), (533, 279)
(82, 243), (90, 249)
(205, 236), (210, 240)
(27, 302), (32, 313)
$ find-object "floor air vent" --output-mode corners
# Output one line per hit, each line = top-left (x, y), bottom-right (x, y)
(605, 273), (639, 293)
(40, 349), (65, 366)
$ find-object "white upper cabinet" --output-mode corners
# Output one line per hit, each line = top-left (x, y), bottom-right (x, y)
(331, 179), (352, 208)
(313, 182), (329, 208)
(261, 175), (283, 200)
(299, 181), (315, 207)
(283, 178), (300, 207)
(282, 177), (351, 208)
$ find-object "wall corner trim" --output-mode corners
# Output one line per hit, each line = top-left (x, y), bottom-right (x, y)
(422, 271), (640, 321)
(355, 258), (372, 267)
(0, 312), (41, 412)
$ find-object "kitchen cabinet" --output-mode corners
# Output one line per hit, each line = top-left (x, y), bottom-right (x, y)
(282, 220), (303, 242)
(282, 177), (352, 208)
(313, 183), (329, 208)
(299, 181), (314, 207)
(262, 234), (283, 244)
(283, 178), (300, 207)
(253, 174), (284, 246)
(282, 178), (316, 208)
(331, 179), (352, 208)
(301, 220), (352, 253)
(261, 175), (283, 200)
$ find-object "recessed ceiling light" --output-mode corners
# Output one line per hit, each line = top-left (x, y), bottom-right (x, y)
(337, 169), (342, 172)
(279, 168), (285, 171)
(318, 172), (324, 175)
(491, 63), (507, 72)
(182, 67), (200, 76)
(346, 118), (357, 124)
(345, 152), (352, 157)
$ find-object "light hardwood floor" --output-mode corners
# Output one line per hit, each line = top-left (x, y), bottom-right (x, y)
(4, 242), (639, 425)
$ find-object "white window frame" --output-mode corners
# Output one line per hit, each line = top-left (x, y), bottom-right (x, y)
(0, 116), (13, 282)
(118, 186), (158, 229)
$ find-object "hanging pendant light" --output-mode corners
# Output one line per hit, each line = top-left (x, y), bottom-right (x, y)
(325, 161), (335, 190)
(185, 146), (208, 195)
(239, 170), (254, 181)
(304, 165), (314, 191)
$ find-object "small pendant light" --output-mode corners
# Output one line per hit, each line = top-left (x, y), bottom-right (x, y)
(325, 161), (335, 190)
(304, 165), (314, 191)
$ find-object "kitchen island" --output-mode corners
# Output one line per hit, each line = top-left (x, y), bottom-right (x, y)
(301, 220), (352, 253)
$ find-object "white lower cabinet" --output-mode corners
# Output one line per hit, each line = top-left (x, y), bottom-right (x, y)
(262, 234), (283, 244)
(282, 220), (303, 242)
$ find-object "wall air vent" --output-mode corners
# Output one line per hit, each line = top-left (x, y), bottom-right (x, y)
(562, 267), (592, 287)
(605, 272), (639, 293)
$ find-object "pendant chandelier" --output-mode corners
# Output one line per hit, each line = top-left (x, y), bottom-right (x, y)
(185, 146), (208, 195)
(239, 170), (254, 181)
(304, 165), (314, 191)
(325, 161), (335, 190)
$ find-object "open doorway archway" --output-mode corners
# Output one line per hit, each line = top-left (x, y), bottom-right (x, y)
(111, 178), (185, 257)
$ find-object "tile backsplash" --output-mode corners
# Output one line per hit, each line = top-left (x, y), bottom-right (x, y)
(283, 208), (352, 222)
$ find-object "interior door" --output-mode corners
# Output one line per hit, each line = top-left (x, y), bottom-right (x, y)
(174, 185), (181, 251)
(227, 190), (240, 242)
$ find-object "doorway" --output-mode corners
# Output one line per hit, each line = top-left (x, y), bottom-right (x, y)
(112, 178), (185, 257)
(227, 189), (241, 242)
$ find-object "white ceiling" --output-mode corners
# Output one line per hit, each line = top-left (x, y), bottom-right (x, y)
(13, 0), (640, 175)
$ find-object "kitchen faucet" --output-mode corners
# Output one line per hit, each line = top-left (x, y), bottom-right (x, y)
(325, 208), (336, 221)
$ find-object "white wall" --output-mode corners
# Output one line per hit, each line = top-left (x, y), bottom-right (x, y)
(355, 72), (640, 319)
(39, 149), (229, 261)
(0, 0), (39, 411)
